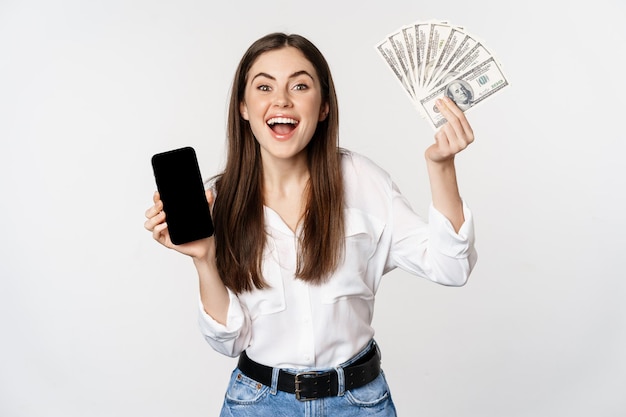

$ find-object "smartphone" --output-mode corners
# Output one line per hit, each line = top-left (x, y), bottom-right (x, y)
(151, 146), (214, 245)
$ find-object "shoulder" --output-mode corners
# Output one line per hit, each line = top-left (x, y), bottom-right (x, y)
(203, 175), (220, 197)
(340, 149), (394, 207)
(341, 149), (391, 181)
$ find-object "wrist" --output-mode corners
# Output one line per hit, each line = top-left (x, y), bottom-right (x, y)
(192, 253), (216, 270)
(424, 143), (457, 165)
(426, 155), (456, 173)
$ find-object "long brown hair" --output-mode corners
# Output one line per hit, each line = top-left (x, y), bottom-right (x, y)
(212, 33), (345, 293)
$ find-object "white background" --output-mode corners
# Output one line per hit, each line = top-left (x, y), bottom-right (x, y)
(1, 0), (625, 416)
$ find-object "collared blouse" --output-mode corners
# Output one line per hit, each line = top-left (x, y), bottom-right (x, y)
(198, 151), (477, 369)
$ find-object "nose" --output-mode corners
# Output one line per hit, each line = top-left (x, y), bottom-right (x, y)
(273, 88), (292, 107)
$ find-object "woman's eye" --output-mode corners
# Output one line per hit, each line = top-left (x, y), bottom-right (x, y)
(293, 83), (308, 91)
(257, 85), (271, 92)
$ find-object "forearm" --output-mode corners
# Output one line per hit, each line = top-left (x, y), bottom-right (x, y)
(426, 157), (464, 233)
(421, 96), (474, 234)
(193, 256), (230, 325)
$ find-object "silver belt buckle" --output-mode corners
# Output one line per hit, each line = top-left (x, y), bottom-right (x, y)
(294, 371), (319, 401)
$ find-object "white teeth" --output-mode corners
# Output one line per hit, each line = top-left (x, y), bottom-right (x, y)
(267, 117), (298, 125)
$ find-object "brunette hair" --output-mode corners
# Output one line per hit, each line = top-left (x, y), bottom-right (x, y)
(212, 33), (345, 293)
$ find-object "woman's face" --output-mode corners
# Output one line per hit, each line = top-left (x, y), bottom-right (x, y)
(240, 47), (328, 165)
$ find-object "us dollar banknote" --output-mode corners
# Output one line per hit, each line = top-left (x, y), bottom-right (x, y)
(375, 37), (416, 101)
(375, 20), (509, 130)
(417, 57), (509, 129)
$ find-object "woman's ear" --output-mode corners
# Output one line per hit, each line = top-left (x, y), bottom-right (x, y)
(319, 102), (330, 121)
(240, 101), (249, 120)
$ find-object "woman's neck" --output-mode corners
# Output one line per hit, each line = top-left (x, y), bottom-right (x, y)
(261, 152), (309, 197)
(261, 153), (310, 232)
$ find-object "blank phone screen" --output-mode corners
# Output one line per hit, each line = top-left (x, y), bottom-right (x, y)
(151, 147), (214, 245)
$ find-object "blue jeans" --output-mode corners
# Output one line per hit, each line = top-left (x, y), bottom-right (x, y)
(219, 341), (397, 417)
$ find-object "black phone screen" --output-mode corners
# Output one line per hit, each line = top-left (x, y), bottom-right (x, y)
(151, 146), (214, 245)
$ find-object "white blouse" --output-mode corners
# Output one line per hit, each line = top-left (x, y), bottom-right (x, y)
(198, 151), (477, 369)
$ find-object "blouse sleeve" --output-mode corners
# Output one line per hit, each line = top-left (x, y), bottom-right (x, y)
(197, 289), (252, 357)
(386, 180), (477, 286)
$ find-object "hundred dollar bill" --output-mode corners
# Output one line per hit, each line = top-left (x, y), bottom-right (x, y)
(375, 38), (416, 101)
(428, 34), (478, 88)
(431, 42), (492, 89)
(425, 27), (467, 90)
(422, 23), (454, 88)
(375, 20), (510, 128)
(417, 56), (509, 130)
(388, 29), (417, 96)
(412, 22), (430, 89)
(421, 22), (453, 88)
(401, 25), (418, 91)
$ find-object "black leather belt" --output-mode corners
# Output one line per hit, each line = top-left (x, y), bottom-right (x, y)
(237, 343), (381, 401)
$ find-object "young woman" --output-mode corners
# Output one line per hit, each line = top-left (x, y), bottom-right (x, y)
(145, 32), (477, 416)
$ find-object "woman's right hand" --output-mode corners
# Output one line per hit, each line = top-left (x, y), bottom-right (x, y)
(144, 190), (216, 262)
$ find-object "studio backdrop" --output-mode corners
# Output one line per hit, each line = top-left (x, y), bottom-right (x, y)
(1, 0), (625, 416)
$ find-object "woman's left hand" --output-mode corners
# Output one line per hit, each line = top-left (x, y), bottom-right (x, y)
(425, 96), (475, 163)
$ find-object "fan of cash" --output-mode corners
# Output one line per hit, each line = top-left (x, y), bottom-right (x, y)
(375, 20), (509, 130)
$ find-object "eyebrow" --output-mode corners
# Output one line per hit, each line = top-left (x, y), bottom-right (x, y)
(250, 70), (315, 83)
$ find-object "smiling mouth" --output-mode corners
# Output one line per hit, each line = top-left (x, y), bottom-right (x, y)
(267, 117), (299, 135)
